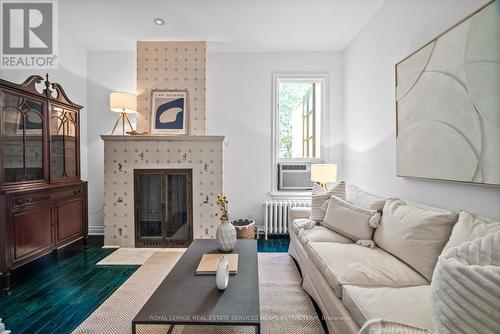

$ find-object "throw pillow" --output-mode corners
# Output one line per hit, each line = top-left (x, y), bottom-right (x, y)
(346, 184), (386, 210)
(310, 181), (345, 222)
(431, 231), (500, 334)
(374, 199), (458, 281)
(442, 210), (500, 253)
(322, 195), (381, 247)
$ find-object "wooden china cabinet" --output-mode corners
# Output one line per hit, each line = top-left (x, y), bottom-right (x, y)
(0, 75), (88, 296)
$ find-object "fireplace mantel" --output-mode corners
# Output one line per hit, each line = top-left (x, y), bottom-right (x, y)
(102, 134), (224, 247)
(101, 135), (225, 142)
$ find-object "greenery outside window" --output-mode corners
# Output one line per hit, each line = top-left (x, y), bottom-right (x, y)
(276, 77), (324, 160)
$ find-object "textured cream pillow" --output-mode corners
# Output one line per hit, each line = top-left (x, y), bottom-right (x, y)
(322, 196), (381, 247)
(310, 181), (345, 222)
(373, 199), (458, 281)
(442, 210), (500, 253)
(346, 184), (386, 210)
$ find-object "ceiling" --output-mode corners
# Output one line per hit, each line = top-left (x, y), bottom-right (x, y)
(61, 0), (383, 52)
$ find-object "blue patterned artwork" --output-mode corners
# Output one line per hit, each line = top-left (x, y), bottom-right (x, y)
(150, 90), (188, 134)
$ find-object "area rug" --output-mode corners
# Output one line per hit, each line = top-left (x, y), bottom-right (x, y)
(74, 253), (325, 334)
(96, 247), (186, 265)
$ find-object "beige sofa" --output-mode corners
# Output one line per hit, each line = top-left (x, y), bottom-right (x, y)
(287, 186), (499, 334)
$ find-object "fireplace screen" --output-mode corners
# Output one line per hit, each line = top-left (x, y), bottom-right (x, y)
(134, 169), (193, 247)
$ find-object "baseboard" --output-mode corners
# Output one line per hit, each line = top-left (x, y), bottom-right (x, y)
(88, 226), (104, 235)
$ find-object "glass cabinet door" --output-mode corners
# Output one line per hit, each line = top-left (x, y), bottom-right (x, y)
(50, 105), (78, 180)
(2, 92), (44, 183)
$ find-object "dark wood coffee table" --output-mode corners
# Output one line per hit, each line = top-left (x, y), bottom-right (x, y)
(132, 239), (260, 333)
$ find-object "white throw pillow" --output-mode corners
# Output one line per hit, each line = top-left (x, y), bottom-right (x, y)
(322, 196), (381, 247)
(346, 184), (386, 210)
(442, 210), (500, 253)
(431, 231), (500, 334)
(374, 199), (458, 281)
(310, 181), (345, 222)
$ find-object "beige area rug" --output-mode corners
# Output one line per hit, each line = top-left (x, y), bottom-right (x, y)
(74, 253), (325, 334)
(96, 247), (187, 265)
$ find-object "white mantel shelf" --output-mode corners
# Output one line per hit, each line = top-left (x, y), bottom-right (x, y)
(101, 135), (225, 142)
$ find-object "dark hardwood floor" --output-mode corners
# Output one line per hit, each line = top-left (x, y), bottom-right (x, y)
(0, 236), (291, 334)
(0, 236), (138, 334)
(257, 235), (290, 252)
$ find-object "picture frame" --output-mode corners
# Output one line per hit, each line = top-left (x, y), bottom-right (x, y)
(150, 90), (188, 135)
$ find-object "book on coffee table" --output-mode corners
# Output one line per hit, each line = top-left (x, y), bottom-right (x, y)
(196, 253), (239, 275)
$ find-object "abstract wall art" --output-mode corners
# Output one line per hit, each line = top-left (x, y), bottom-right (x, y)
(396, 0), (500, 186)
(150, 90), (188, 135)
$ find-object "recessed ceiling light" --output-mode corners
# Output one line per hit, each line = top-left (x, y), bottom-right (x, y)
(154, 17), (165, 26)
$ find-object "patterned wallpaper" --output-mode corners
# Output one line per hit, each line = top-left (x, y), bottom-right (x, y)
(103, 136), (224, 247)
(136, 41), (207, 135)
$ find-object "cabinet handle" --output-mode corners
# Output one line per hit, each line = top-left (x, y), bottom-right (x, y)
(14, 198), (32, 207)
(73, 189), (82, 195)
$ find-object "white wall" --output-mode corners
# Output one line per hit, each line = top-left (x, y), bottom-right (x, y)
(344, 0), (500, 220)
(208, 51), (344, 224)
(86, 51), (136, 234)
(0, 33), (88, 180)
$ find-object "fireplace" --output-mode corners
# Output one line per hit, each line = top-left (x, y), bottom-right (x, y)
(134, 169), (193, 247)
(102, 135), (224, 247)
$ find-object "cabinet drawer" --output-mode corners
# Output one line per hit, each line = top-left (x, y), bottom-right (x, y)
(50, 185), (84, 201)
(11, 193), (50, 209)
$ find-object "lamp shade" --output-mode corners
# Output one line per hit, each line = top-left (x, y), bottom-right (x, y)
(311, 164), (337, 184)
(110, 92), (137, 113)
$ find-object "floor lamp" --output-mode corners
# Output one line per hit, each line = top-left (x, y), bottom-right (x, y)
(110, 92), (137, 135)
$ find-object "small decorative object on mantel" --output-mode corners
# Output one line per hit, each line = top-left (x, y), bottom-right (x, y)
(215, 195), (236, 252)
(150, 90), (188, 135)
(216, 256), (230, 290)
(126, 130), (148, 136)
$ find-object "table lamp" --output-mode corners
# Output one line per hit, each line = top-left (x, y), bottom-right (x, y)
(311, 164), (337, 190)
(110, 92), (137, 135)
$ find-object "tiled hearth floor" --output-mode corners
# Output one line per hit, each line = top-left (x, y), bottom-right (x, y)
(0, 236), (290, 334)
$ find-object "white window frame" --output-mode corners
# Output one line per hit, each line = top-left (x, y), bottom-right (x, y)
(271, 73), (329, 194)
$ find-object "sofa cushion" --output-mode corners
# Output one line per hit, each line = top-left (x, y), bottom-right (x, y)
(342, 285), (434, 331)
(442, 210), (500, 253)
(345, 184), (386, 210)
(342, 285), (434, 330)
(306, 242), (428, 298)
(322, 196), (381, 243)
(310, 181), (345, 222)
(298, 226), (353, 245)
(374, 199), (458, 281)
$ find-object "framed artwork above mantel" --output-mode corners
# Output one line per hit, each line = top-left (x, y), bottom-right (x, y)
(150, 90), (189, 135)
(395, 0), (500, 186)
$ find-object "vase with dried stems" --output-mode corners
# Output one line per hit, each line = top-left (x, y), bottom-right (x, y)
(215, 195), (236, 252)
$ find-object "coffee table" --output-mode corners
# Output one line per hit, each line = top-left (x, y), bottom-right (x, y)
(132, 239), (260, 333)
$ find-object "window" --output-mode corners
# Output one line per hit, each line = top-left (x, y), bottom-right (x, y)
(274, 76), (325, 160)
(271, 74), (328, 194)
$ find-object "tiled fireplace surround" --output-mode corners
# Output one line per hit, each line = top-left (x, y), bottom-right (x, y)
(102, 41), (224, 247)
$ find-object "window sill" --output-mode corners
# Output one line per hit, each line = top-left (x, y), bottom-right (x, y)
(269, 191), (311, 200)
